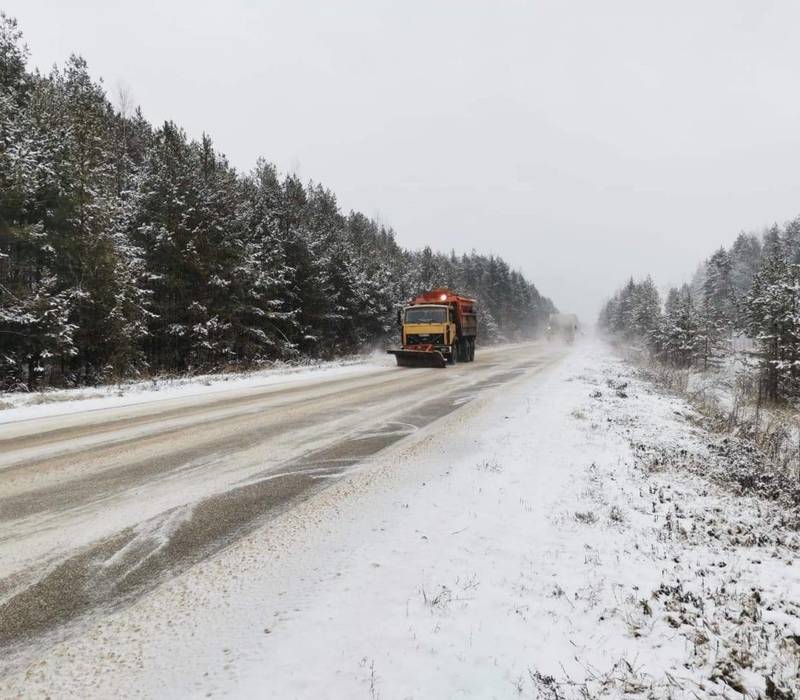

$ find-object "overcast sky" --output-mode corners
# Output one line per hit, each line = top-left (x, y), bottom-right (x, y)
(6, 0), (800, 320)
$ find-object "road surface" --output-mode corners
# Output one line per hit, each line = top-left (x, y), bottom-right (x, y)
(0, 341), (565, 661)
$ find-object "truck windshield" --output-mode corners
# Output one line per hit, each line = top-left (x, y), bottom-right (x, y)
(405, 307), (447, 324)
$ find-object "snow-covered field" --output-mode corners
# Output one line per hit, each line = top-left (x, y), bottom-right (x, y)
(4, 338), (798, 698)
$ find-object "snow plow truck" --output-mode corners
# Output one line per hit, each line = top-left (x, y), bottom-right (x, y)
(388, 289), (477, 368)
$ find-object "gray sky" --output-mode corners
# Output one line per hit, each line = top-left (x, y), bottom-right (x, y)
(7, 0), (800, 321)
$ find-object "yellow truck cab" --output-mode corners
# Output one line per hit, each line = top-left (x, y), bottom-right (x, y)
(402, 305), (454, 356)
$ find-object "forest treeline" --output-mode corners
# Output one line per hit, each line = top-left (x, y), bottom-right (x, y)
(599, 220), (800, 402)
(0, 15), (554, 391)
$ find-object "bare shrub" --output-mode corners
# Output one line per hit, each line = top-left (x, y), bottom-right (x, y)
(574, 510), (598, 525)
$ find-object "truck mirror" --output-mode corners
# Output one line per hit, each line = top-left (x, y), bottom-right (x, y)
(397, 309), (403, 327)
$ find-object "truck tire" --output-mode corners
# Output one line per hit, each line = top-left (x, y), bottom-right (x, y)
(469, 338), (475, 361)
(448, 342), (458, 365)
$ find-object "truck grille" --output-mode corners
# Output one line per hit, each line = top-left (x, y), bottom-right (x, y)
(406, 333), (445, 345)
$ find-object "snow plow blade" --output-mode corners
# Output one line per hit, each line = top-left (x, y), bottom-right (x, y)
(387, 349), (447, 368)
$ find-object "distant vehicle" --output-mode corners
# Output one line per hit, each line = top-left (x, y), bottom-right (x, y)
(546, 313), (579, 343)
(388, 289), (477, 367)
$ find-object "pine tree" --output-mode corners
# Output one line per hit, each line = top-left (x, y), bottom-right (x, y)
(703, 248), (736, 330)
(729, 232), (762, 307)
(657, 285), (703, 367)
(631, 276), (661, 339)
(126, 121), (201, 370)
(238, 160), (298, 359)
(744, 250), (800, 401)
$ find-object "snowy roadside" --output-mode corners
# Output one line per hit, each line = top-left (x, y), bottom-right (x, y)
(0, 353), (393, 425)
(624, 343), (800, 508)
(0, 341), (539, 426)
(4, 338), (799, 699)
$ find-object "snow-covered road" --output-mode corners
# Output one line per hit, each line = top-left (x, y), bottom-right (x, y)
(0, 341), (565, 670)
(2, 338), (798, 698)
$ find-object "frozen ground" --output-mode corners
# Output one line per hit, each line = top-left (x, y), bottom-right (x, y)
(2, 338), (798, 698)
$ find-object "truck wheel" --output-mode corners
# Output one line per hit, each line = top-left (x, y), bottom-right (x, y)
(469, 339), (475, 361)
(448, 343), (458, 365)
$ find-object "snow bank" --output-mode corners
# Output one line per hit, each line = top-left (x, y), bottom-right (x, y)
(0, 353), (393, 425)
